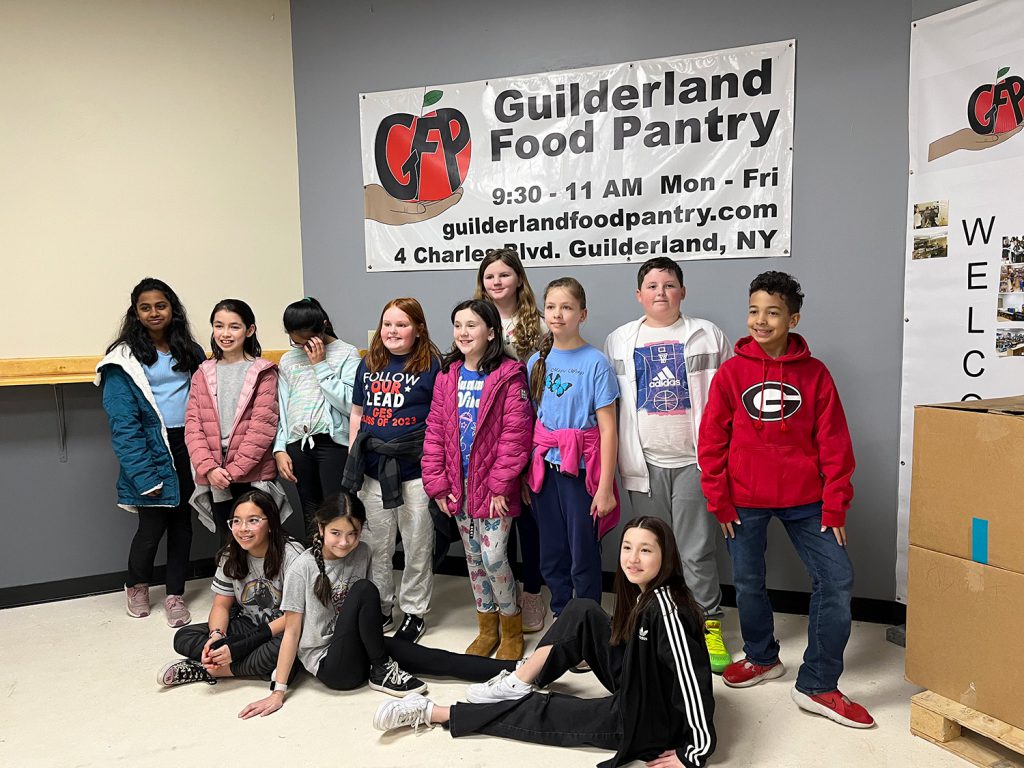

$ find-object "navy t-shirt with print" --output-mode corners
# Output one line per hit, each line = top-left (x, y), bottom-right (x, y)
(353, 354), (440, 481)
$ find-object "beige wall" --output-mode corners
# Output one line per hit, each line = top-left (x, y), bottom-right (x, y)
(0, 0), (302, 358)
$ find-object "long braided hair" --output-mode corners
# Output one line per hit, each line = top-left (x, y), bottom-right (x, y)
(310, 492), (367, 607)
(529, 277), (586, 403)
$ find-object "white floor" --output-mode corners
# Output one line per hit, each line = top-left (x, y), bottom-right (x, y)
(1, 574), (962, 768)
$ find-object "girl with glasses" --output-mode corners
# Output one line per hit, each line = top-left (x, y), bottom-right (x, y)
(159, 490), (303, 687)
(274, 297), (361, 538)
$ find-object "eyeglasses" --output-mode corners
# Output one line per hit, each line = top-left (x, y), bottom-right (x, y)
(288, 333), (321, 348)
(228, 516), (268, 529)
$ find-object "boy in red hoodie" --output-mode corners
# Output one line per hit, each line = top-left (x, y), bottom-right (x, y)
(697, 271), (873, 729)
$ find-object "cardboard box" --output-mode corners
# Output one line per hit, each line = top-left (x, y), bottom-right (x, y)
(905, 546), (1024, 730)
(909, 397), (1024, 573)
(906, 396), (1024, 729)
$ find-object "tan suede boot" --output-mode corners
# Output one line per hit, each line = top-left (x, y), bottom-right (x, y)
(466, 610), (500, 656)
(495, 610), (524, 661)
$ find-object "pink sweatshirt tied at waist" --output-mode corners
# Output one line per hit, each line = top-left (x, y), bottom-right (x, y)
(527, 420), (620, 539)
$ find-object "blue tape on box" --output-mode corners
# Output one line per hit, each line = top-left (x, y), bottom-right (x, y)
(971, 517), (989, 564)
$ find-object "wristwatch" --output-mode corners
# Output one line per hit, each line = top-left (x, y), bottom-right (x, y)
(270, 680), (288, 693)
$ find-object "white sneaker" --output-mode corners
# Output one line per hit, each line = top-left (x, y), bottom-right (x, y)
(466, 669), (534, 704)
(373, 693), (434, 732)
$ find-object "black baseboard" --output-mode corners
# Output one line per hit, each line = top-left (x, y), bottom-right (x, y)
(1, 554), (906, 626)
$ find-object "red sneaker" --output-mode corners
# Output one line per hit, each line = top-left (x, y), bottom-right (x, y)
(722, 658), (786, 688)
(791, 688), (875, 728)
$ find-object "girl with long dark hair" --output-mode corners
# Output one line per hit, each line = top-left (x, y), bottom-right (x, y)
(96, 278), (205, 627)
(373, 516), (717, 768)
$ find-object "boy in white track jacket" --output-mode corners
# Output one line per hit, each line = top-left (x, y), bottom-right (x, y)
(604, 258), (732, 672)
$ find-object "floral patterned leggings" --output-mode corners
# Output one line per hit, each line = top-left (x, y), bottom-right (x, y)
(454, 508), (516, 615)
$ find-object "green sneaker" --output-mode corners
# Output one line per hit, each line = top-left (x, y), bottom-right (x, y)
(705, 619), (732, 675)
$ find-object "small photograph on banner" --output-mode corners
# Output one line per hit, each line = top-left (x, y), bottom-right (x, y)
(996, 240), (1024, 330)
(912, 233), (948, 260)
(913, 200), (949, 229)
(996, 328), (1024, 357)
(1002, 235), (1024, 263)
(999, 263), (1024, 293)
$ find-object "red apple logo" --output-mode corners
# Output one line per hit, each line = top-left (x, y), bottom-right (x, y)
(968, 67), (1024, 135)
(374, 90), (471, 202)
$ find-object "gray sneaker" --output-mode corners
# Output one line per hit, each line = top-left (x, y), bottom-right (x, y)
(164, 595), (191, 628)
(125, 584), (150, 618)
(372, 693), (434, 732)
(466, 669), (534, 704)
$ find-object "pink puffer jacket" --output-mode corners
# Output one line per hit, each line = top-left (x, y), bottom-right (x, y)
(185, 357), (279, 484)
(422, 356), (534, 520)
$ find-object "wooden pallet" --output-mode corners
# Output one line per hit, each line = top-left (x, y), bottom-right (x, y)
(911, 691), (1024, 768)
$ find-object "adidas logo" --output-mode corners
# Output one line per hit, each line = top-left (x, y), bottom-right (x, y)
(638, 626), (649, 641)
(650, 366), (680, 388)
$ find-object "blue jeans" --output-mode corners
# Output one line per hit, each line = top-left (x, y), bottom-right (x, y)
(728, 502), (854, 694)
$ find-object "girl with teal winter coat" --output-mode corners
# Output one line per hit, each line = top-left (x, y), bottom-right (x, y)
(97, 278), (205, 628)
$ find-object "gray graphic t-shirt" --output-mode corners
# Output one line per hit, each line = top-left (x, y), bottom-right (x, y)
(210, 541), (304, 625)
(280, 543), (372, 672)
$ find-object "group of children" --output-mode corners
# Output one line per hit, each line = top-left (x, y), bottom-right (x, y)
(96, 252), (872, 768)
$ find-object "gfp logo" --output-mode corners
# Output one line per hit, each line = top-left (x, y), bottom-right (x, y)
(967, 67), (1024, 135)
(741, 381), (802, 422)
(374, 89), (471, 202)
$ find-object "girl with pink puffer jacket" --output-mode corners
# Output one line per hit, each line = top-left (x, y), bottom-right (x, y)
(185, 299), (284, 536)
(422, 299), (534, 661)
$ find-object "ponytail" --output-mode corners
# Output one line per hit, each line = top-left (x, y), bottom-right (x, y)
(529, 331), (555, 403)
(283, 296), (337, 340)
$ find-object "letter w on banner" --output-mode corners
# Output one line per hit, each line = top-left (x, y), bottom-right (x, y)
(896, 0), (1024, 601)
(358, 41), (795, 272)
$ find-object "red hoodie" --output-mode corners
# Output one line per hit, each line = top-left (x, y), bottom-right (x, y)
(697, 333), (854, 528)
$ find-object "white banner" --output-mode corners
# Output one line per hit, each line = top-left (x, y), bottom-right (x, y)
(359, 41), (795, 272)
(897, 0), (1024, 601)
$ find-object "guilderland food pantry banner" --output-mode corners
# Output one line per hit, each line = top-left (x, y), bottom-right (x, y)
(896, 0), (1024, 600)
(359, 41), (794, 272)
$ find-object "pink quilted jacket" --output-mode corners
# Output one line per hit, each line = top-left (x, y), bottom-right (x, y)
(185, 357), (279, 484)
(422, 356), (534, 520)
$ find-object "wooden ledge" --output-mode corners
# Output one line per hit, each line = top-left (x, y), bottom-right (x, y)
(0, 351), (287, 387)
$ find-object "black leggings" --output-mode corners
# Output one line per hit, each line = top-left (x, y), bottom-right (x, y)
(173, 615), (282, 680)
(510, 501), (544, 594)
(286, 435), (347, 539)
(448, 599), (624, 749)
(315, 580), (515, 691)
(127, 428), (194, 594)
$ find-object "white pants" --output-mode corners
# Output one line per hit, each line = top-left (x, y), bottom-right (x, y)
(357, 476), (434, 617)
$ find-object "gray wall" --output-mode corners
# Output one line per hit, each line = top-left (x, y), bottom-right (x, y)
(0, 0), (971, 600)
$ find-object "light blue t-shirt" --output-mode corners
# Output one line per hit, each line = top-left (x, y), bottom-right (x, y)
(457, 366), (487, 474)
(527, 344), (618, 466)
(144, 351), (190, 428)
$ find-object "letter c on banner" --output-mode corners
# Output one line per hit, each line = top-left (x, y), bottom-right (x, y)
(963, 349), (985, 378)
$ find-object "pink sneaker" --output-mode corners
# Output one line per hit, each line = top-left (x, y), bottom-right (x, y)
(792, 688), (875, 728)
(164, 595), (191, 628)
(722, 658), (786, 688)
(520, 592), (546, 634)
(125, 584), (150, 618)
